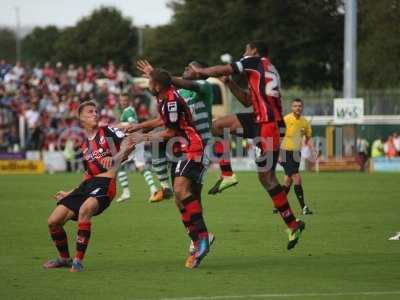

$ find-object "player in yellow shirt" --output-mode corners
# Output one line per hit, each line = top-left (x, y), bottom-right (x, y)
(279, 98), (315, 215)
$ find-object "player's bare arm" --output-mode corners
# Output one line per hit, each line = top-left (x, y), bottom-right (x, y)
(125, 117), (164, 133)
(131, 128), (177, 145)
(222, 76), (252, 107)
(171, 77), (201, 93)
(190, 64), (233, 77)
(138, 59), (201, 93)
(107, 135), (137, 171)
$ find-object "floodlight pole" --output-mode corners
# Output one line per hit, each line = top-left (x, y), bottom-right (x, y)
(138, 27), (144, 56)
(342, 0), (358, 158)
(343, 0), (357, 98)
(15, 6), (21, 63)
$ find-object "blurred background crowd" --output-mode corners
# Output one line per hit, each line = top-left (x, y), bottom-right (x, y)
(0, 60), (155, 153)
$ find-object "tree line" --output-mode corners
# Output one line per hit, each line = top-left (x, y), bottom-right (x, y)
(0, 1), (398, 89)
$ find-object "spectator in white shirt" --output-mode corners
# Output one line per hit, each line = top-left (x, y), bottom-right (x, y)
(12, 61), (25, 80)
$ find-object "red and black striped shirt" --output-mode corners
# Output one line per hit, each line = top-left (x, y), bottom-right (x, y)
(231, 56), (283, 124)
(80, 126), (125, 178)
(157, 86), (203, 160)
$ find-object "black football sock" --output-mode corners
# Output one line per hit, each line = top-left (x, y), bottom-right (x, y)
(294, 184), (306, 209)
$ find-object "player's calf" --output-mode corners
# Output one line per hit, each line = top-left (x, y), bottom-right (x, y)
(45, 206), (74, 268)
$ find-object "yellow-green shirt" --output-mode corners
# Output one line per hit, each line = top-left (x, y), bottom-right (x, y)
(281, 113), (312, 151)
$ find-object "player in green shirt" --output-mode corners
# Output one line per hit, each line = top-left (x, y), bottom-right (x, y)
(175, 63), (238, 195)
(176, 66), (213, 145)
(116, 93), (160, 203)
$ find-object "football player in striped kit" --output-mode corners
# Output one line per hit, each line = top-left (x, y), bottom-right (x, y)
(116, 93), (161, 203)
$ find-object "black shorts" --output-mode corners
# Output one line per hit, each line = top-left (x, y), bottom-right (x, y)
(171, 159), (206, 186)
(236, 112), (280, 170)
(236, 113), (258, 138)
(236, 113), (286, 139)
(57, 177), (116, 220)
(280, 150), (301, 176)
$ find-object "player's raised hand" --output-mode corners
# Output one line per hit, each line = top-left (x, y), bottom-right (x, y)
(137, 60), (154, 78)
(188, 64), (202, 76)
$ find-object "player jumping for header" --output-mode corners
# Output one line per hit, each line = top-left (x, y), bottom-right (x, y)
(190, 41), (305, 249)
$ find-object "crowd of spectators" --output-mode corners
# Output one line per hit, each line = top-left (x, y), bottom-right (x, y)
(0, 59), (154, 152)
(370, 133), (400, 159)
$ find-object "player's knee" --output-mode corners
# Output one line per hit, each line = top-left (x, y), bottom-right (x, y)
(78, 211), (92, 222)
(173, 189), (185, 202)
(47, 215), (62, 227)
(173, 186), (190, 203)
(284, 176), (293, 185)
(292, 173), (301, 184)
(78, 206), (95, 222)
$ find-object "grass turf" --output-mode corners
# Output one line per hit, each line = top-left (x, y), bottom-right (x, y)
(0, 171), (399, 300)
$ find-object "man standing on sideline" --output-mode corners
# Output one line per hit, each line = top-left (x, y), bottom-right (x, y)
(279, 98), (315, 215)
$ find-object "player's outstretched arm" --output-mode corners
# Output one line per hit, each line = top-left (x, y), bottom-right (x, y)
(125, 117), (164, 133)
(130, 128), (176, 144)
(190, 64), (234, 77)
(137, 59), (201, 93)
(171, 77), (201, 93)
(108, 135), (137, 171)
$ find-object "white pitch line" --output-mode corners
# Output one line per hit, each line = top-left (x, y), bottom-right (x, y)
(160, 291), (400, 300)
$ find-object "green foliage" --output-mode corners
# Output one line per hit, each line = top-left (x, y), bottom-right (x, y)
(0, 27), (16, 63)
(9, 1), (400, 89)
(145, 0), (344, 89)
(358, 0), (400, 88)
(21, 26), (60, 64)
(21, 7), (137, 68)
(54, 7), (137, 67)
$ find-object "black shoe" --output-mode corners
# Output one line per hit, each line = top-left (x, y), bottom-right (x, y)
(272, 208), (279, 214)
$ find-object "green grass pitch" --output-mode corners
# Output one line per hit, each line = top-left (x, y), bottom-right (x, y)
(0, 171), (399, 300)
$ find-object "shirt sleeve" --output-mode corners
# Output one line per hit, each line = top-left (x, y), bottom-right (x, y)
(231, 56), (260, 74)
(126, 108), (138, 123)
(104, 126), (125, 146)
(163, 98), (183, 130)
(121, 108), (138, 123)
